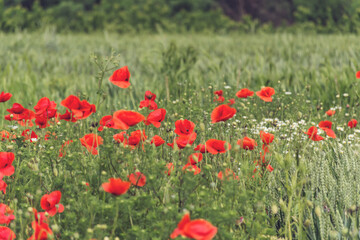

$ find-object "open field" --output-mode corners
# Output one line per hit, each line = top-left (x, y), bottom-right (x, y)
(0, 33), (360, 239)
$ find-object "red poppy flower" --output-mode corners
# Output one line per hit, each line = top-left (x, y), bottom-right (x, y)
(151, 135), (165, 147)
(139, 91), (158, 110)
(33, 209), (48, 225)
(21, 129), (38, 143)
(168, 133), (197, 149)
(182, 163), (201, 175)
(205, 139), (231, 154)
(40, 191), (64, 216)
(237, 137), (257, 150)
(326, 109), (335, 116)
(59, 110), (77, 122)
(214, 90), (225, 103)
(0, 226), (16, 240)
(194, 144), (207, 153)
(112, 110), (145, 130)
(34, 97), (57, 119)
(80, 133), (104, 155)
(267, 164), (274, 172)
(102, 178), (131, 196)
(348, 119), (357, 128)
(61, 95), (96, 120)
(260, 131), (274, 145)
(0, 153), (14, 178)
(211, 104), (236, 123)
(319, 121), (336, 138)
(165, 163), (174, 176)
(98, 115), (114, 131)
(187, 153), (203, 165)
(127, 130), (147, 149)
(5, 107), (35, 127)
(217, 169), (239, 181)
(0, 179), (6, 194)
(0, 204), (15, 225)
(128, 172), (146, 187)
(113, 131), (128, 145)
(356, 71), (360, 79)
(256, 87), (275, 102)
(7, 103), (25, 114)
(28, 221), (52, 240)
(0, 92), (12, 103)
(305, 126), (324, 141)
(227, 98), (235, 106)
(109, 66), (131, 88)
(35, 116), (49, 129)
(174, 119), (195, 136)
(145, 108), (166, 128)
(236, 88), (254, 98)
(170, 213), (217, 240)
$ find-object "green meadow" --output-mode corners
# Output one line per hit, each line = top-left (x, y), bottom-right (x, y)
(0, 32), (360, 239)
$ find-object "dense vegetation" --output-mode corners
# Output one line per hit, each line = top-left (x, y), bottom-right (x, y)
(1, 0), (360, 33)
(0, 33), (360, 239)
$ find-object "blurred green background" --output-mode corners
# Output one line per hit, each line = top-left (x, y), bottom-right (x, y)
(1, 0), (360, 33)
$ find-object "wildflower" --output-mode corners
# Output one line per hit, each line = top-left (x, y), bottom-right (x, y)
(0, 226), (16, 240)
(109, 66), (131, 88)
(33, 97), (57, 119)
(319, 121), (336, 138)
(151, 135), (165, 147)
(256, 87), (275, 102)
(187, 153), (203, 165)
(170, 213), (217, 240)
(139, 91), (158, 110)
(356, 71), (360, 79)
(28, 221), (53, 240)
(348, 119), (357, 128)
(59, 109), (77, 122)
(40, 191), (64, 216)
(0, 179), (6, 194)
(236, 88), (254, 98)
(145, 108), (166, 128)
(174, 120), (195, 136)
(0, 92), (12, 103)
(237, 137), (257, 150)
(61, 95), (96, 120)
(98, 115), (114, 131)
(168, 133), (197, 149)
(211, 104), (236, 123)
(305, 126), (324, 141)
(227, 98), (235, 105)
(214, 90), (225, 103)
(102, 178), (131, 196)
(0, 152), (15, 178)
(205, 139), (231, 154)
(0, 204), (15, 225)
(194, 144), (207, 153)
(326, 109), (335, 117)
(112, 110), (145, 130)
(260, 131), (274, 145)
(128, 172), (146, 187)
(80, 133), (104, 155)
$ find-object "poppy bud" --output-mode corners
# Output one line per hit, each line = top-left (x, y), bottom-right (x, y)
(52, 224), (60, 233)
(53, 168), (58, 176)
(271, 205), (278, 214)
(200, 123), (205, 132)
(304, 219), (311, 227)
(306, 200), (313, 208)
(341, 227), (349, 235)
